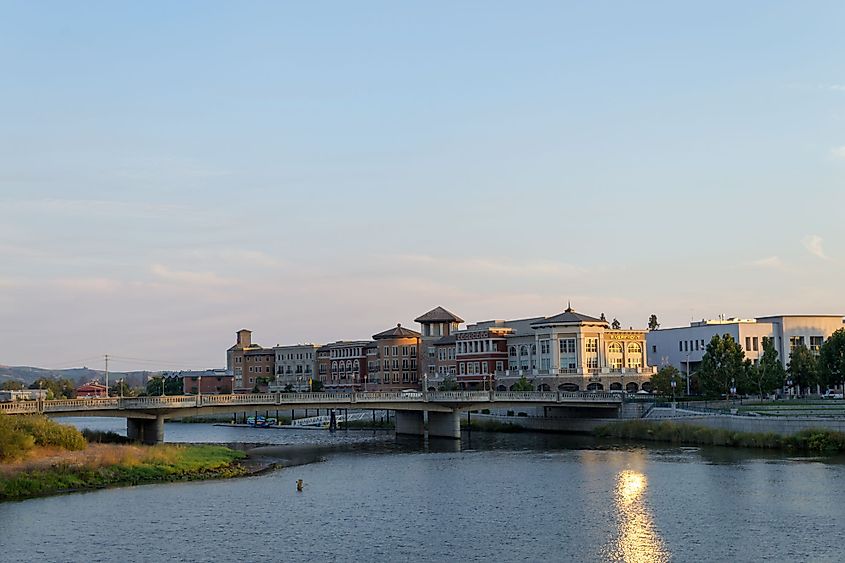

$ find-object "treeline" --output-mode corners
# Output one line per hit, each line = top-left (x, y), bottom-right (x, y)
(651, 328), (845, 399)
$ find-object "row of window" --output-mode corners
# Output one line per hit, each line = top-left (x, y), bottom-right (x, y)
(459, 361), (505, 375)
(248, 366), (272, 373)
(328, 347), (363, 358)
(382, 345), (417, 357)
(277, 352), (314, 361)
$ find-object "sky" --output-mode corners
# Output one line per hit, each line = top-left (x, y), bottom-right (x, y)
(1, 1), (844, 371)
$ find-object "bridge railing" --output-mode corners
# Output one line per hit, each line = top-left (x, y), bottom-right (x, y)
(1, 390), (625, 416)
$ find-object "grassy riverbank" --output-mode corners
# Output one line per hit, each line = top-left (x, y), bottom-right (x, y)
(595, 420), (845, 453)
(0, 415), (248, 502)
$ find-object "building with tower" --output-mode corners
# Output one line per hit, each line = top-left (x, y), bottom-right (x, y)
(415, 306), (463, 387)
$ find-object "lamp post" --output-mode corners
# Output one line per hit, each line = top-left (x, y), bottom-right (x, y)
(671, 378), (677, 414)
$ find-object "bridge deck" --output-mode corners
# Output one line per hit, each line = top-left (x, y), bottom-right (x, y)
(0, 391), (624, 416)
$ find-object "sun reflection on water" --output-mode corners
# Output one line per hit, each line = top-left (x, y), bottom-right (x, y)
(608, 470), (670, 563)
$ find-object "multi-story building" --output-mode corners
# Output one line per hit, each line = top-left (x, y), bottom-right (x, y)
(369, 324), (422, 391)
(647, 314), (845, 377)
(415, 306), (463, 384)
(226, 329), (275, 391)
(180, 370), (234, 395)
(451, 306), (653, 392)
(271, 344), (320, 392)
(433, 333), (457, 385)
(316, 340), (370, 392)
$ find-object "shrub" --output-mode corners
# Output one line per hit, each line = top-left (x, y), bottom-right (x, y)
(0, 415), (86, 460)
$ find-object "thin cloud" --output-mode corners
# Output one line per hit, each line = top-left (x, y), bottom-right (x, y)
(751, 256), (784, 269)
(802, 235), (829, 260)
(150, 264), (235, 287)
(831, 146), (845, 160)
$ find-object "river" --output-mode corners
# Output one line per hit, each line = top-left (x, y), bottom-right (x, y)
(1, 417), (843, 562)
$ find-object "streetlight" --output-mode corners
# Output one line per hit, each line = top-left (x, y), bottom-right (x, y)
(671, 378), (677, 413)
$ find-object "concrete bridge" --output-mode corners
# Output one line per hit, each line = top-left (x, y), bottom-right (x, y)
(0, 390), (624, 443)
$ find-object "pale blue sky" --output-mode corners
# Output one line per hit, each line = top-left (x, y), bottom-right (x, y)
(1, 1), (844, 370)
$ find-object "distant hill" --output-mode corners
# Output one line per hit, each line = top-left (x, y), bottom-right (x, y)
(0, 365), (153, 388)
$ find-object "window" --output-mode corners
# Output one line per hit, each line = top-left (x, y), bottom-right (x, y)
(694, 340), (699, 351)
(810, 336), (824, 354)
(509, 347), (517, 357)
(495, 361), (503, 372)
(626, 343), (642, 369)
(752, 337), (759, 352)
(585, 339), (598, 353)
(679, 341), (683, 352)
(559, 339), (576, 354)
(745, 337), (751, 351)
(459, 363), (466, 375)
(651, 345), (656, 353)
(789, 336), (805, 353)
(540, 340), (550, 355)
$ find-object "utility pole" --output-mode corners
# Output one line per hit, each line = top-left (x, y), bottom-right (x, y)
(105, 354), (109, 397)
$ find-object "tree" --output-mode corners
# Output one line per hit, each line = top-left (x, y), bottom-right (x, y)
(109, 379), (135, 398)
(698, 334), (747, 398)
(648, 314), (660, 331)
(651, 366), (683, 397)
(511, 376), (534, 391)
(611, 318), (621, 330)
(818, 328), (845, 392)
(437, 377), (460, 391)
(29, 377), (75, 399)
(788, 344), (818, 394)
(1, 380), (25, 391)
(748, 337), (786, 399)
(144, 376), (181, 396)
(310, 379), (324, 392)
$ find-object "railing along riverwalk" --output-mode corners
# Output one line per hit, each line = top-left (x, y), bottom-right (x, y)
(0, 390), (624, 415)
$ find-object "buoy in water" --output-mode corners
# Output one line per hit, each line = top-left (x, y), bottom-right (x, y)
(296, 479), (303, 492)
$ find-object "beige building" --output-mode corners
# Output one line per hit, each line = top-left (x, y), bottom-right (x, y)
(369, 324), (422, 391)
(226, 329), (274, 391)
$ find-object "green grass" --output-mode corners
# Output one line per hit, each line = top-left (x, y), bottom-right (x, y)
(595, 420), (845, 454)
(0, 444), (247, 502)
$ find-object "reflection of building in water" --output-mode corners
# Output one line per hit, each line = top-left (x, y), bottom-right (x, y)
(611, 470), (669, 563)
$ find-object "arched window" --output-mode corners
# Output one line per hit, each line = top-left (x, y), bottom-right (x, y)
(531, 344), (537, 355)
(626, 343), (642, 368)
(520, 345), (528, 357)
(331, 361), (337, 371)
(510, 346), (517, 357)
(608, 342), (624, 369)
(353, 360), (359, 369)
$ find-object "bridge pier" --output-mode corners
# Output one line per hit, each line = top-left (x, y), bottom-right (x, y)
(394, 411), (424, 436)
(427, 411), (460, 439)
(127, 416), (164, 445)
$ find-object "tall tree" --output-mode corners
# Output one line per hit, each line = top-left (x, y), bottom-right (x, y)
(818, 328), (845, 392)
(787, 344), (818, 394)
(652, 365), (682, 397)
(28, 377), (75, 399)
(648, 314), (660, 331)
(1, 380), (25, 391)
(748, 337), (786, 399)
(698, 334), (746, 398)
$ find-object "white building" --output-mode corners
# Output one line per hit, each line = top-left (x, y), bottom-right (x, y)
(646, 314), (845, 376)
(271, 344), (320, 392)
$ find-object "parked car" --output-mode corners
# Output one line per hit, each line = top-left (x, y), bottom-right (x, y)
(821, 390), (844, 399)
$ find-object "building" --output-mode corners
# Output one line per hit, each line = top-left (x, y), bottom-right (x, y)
(415, 306), (463, 385)
(450, 306), (654, 392)
(0, 389), (48, 402)
(225, 329), (275, 392)
(180, 370), (234, 395)
(432, 333), (457, 386)
(271, 344), (320, 392)
(370, 324), (422, 391)
(316, 340), (371, 392)
(647, 314), (845, 377)
(76, 381), (108, 398)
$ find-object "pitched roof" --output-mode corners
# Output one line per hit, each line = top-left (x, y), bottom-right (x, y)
(530, 306), (607, 327)
(414, 306), (464, 323)
(372, 324), (422, 340)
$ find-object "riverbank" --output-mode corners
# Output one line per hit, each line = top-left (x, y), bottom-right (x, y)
(0, 443), (249, 502)
(595, 419), (845, 453)
(0, 415), (255, 502)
